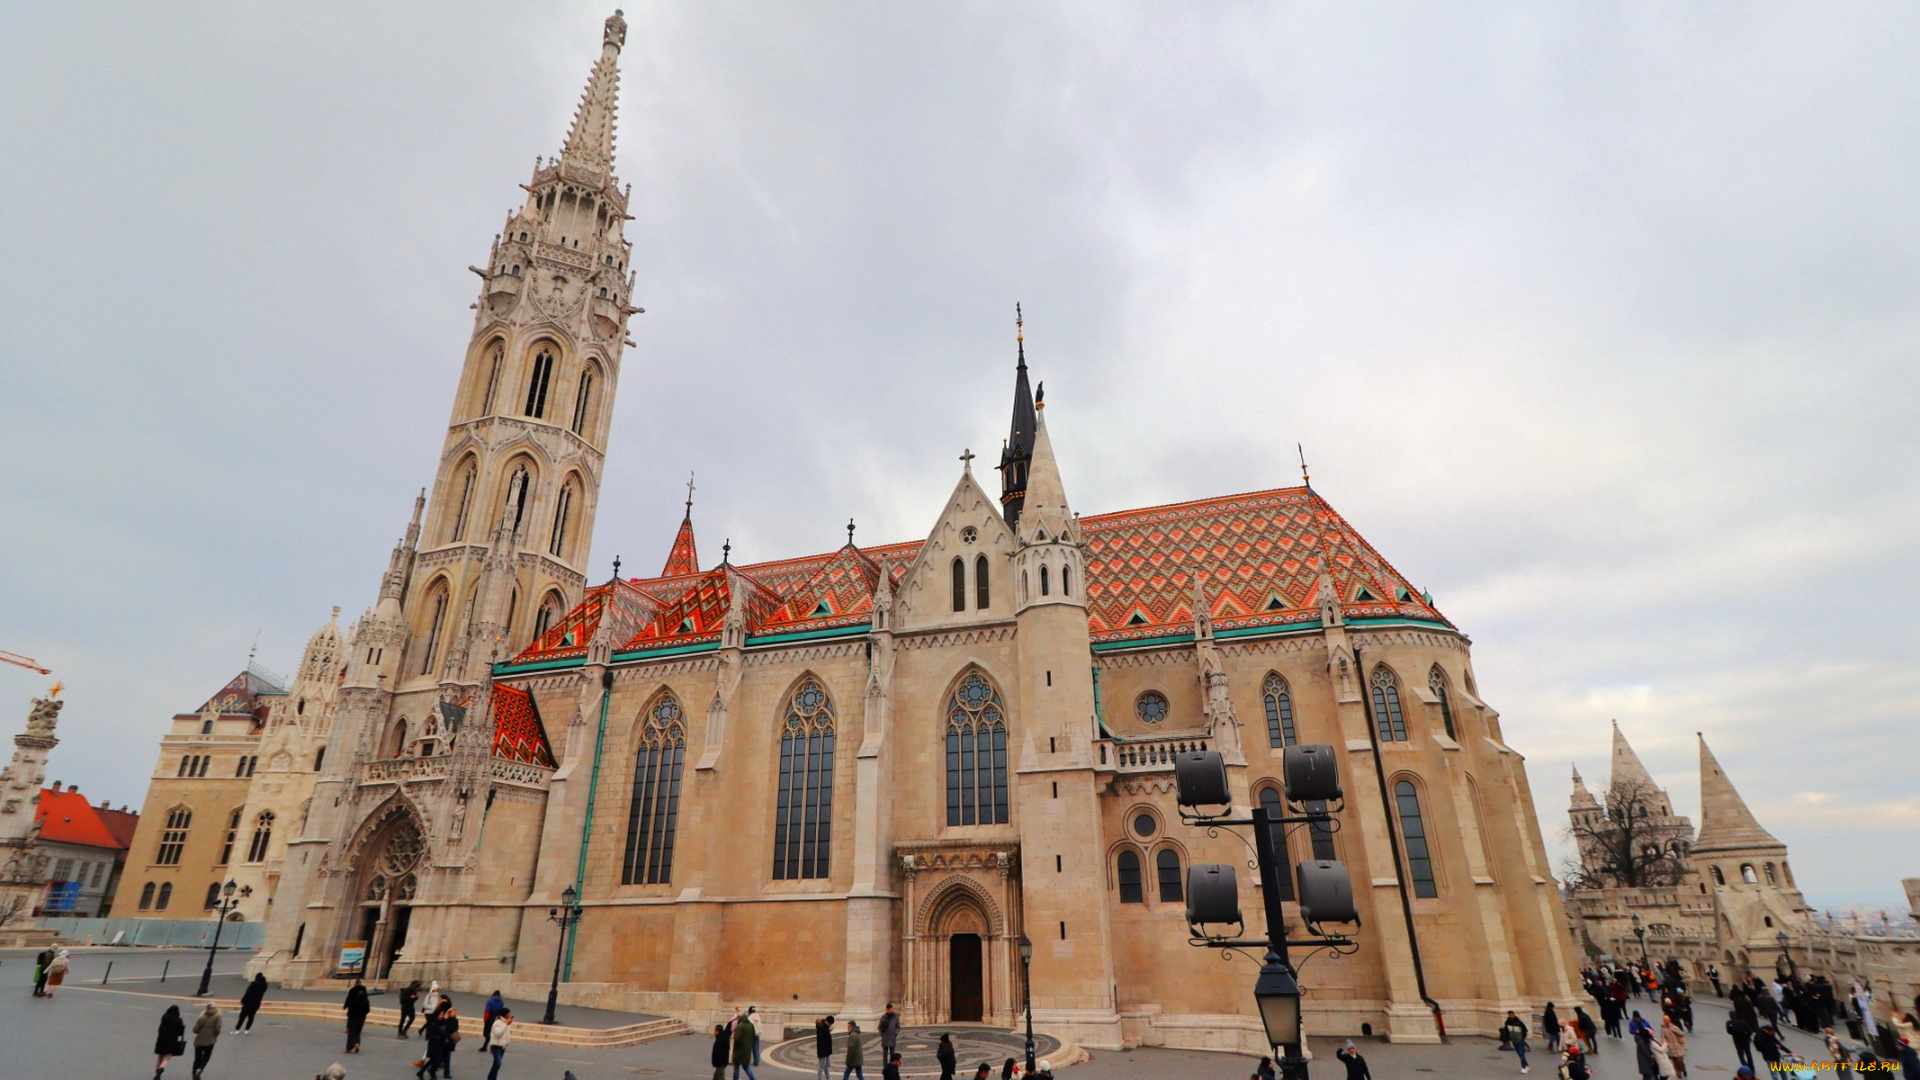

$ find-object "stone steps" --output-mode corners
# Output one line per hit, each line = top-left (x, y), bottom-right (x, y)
(223, 1000), (687, 1048)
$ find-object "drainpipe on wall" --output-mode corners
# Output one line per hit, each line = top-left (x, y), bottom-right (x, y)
(1354, 644), (1446, 1040)
(564, 668), (614, 981)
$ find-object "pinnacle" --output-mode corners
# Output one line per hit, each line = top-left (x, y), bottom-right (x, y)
(1693, 734), (1783, 854)
(558, 11), (627, 174)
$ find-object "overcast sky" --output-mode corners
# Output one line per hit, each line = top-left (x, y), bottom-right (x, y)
(3, 3), (1915, 908)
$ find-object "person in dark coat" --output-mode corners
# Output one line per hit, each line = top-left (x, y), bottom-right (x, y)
(814, 1014), (837, 1080)
(155, 1004), (187, 1079)
(1726, 1013), (1754, 1071)
(344, 980), (371, 1053)
(1503, 1011), (1531, 1073)
(936, 1033), (957, 1080)
(31, 946), (54, 997)
(398, 979), (422, 1039)
(236, 973), (269, 1033)
(882, 1052), (903, 1080)
(710, 1024), (730, 1080)
(1254, 1055), (1277, 1080)
(1753, 1025), (1785, 1070)
(1543, 1002), (1561, 1052)
(730, 1008), (757, 1080)
(843, 1020), (865, 1080)
(879, 1004), (901, 1058)
(1335, 1041), (1372, 1079)
(419, 1002), (459, 1080)
(479, 989), (505, 1052)
(1575, 1006), (1599, 1056)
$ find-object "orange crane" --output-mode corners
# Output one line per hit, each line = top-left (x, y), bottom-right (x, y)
(0, 650), (51, 675)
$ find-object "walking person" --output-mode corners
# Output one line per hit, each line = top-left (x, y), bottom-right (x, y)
(1002, 1058), (1019, 1080)
(1503, 1010), (1531, 1074)
(883, 1052), (903, 1080)
(711, 1024), (730, 1080)
(1576, 1006), (1599, 1056)
(1753, 1024), (1786, 1071)
(1707, 965), (1722, 998)
(484, 1008), (511, 1080)
(422, 980), (443, 1018)
(936, 1033), (957, 1080)
(398, 979), (422, 1039)
(813, 1015), (836, 1080)
(1543, 1002), (1561, 1053)
(31, 946), (53, 997)
(750, 1006), (763, 1068)
(42, 948), (70, 997)
(879, 1003), (901, 1060)
(842, 1019), (865, 1080)
(189, 1002), (222, 1080)
(1727, 1012), (1754, 1070)
(479, 990), (505, 1052)
(1254, 1054), (1277, 1080)
(1661, 1012), (1689, 1078)
(1336, 1040), (1372, 1078)
(1824, 1026), (1852, 1068)
(236, 973), (269, 1034)
(731, 1006), (758, 1080)
(343, 979), (371, 1053)
(154, 1004), (187, 1079)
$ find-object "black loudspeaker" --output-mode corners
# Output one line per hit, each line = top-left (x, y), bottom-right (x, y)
(1186, 864), (1242, 927)
(1296, 859), (1359, 925)
(1282, 744), (1343, 803)
(1174, 751), (1232, 808)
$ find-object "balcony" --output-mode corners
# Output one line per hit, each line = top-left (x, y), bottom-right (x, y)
(1109, 735), (1210, 773)
(360, 756), (451, 784)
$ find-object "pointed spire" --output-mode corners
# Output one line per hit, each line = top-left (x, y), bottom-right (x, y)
(559, 10), (628, 172)
(1608, 719), (1661, 795)
(998, 303), (1038, 529)
(662, 486), (699, 577)
(1570, 764), (1600, 808)
(1693, 733), (1783, 853)
(380, 494), (425, 602)
(1019, 405), (1074, 542)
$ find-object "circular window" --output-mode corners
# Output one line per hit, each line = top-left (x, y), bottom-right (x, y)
(1132, 813), (1157, 838)
(961, 526), (978, 545)
(1136, 691), (1169, 725)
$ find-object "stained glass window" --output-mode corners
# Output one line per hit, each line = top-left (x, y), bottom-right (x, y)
(623, 693), (686, 885)
(773, 679), (836, 880)
(524, 349), (553, 418)
(1263, 673), (1296, 748)
(1370, 667), (1408, 742)
(1136, 691), (1169, 725)
(945, 672), (1009, 826)
(1429, 666), (1456, 740)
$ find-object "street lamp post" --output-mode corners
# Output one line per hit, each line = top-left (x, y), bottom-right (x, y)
(1018, 934), (1035, 1075)
(1776, 930), (1795, 979)
(1632, 913), (1649, 970)
(195, 880), (240, 996)
(541, 885), (583, 1025)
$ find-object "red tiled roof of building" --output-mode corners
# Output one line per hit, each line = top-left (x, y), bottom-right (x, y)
(35, 788), (132, 852)
(510, 485), (1447, 665)
(97, 805), (141, 849)
(490, 685), (557, 767)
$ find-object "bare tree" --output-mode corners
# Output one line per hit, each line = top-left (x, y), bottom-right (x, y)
(0, 890), (32, 929)
(1563, 777), (1689, 891)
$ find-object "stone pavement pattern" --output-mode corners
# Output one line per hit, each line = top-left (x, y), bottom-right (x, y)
(766, 1025), (1063, 1074)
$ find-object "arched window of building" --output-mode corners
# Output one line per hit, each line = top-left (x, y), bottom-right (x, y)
(1711, 865), (1726, 886)
(1781, 862), (1794, 886)
(448, 460), (478, 543)
(203, 882), (221, 909)
(945, 672), (1009, 826)
(772, 678), (836, 880)
(1256, 786), (1297, 901)
(157, 807), (191, 866)
(156, 882), (172, 910)
(1763, 863), (1777, 885)
(1156, 848), (1184, 902)
(1263, 673), (1297, 748)
(951, 558), (966, 612)
(532, 592), (563, 642)
(385, 717), (408, 759)
(1040, 564), (1050, 596)
(420, 585), (449, 676)
(1116, 849), (1143, 903)
(1740, 864), (1758, 884)
(1062, 565), (1072, 596)
(246, 812), (274, 863)
(1393, 779), (1437, 898)
(523, 348), (554, 418)
(479, 344), (503, 415)
(1370, 666), (1409, 742)
(549, 479), (576, 558)
(503, 464), (532, 530)
(139, 882), (155, 910)
(975, 555), (990, 610)
(218, 809), (241, 865)
(570, 367), (596, 435)
(622, 693), (686, 885)
(1429, 666), (1457, 740)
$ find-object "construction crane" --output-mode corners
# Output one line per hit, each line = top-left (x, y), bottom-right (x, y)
(0, 650), (51, 675)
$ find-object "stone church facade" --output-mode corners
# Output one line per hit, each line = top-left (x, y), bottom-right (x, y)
(247, 11), (1584, 1052)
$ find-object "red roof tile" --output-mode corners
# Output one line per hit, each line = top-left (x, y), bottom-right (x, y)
(490, 685), (556, 767)
(35, 788), (131, 851)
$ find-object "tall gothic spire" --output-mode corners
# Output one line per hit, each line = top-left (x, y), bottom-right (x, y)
(997, 304), (1038, 530)
(559, 10), (628, 172)
(1608, 719), (1660, 795)
(662, 488), (699, 577)
(1692, 734), (1782, 853)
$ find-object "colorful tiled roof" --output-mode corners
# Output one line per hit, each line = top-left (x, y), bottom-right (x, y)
(509, 485), (1447, 665)
(181, 669), (286, 724)
(490, 685), (556, 767)
(661, 515), (699, 577)
(35, 788), (132, 851)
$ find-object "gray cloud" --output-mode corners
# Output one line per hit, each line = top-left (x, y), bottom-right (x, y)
(2, 2), (1914, 905)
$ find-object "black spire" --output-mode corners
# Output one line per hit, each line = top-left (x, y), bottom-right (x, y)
(997, 304), (1037, 530)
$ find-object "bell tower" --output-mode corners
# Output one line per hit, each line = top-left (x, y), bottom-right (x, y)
(402, 9), (643, 695)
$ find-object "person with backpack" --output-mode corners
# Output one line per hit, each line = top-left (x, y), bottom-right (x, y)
(1726, 1012), (1755, 1072)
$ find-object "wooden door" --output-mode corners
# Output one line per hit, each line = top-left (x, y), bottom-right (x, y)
(949, 933), (983, 1022)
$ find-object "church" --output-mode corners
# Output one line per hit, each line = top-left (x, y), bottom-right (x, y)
(249, 11), (1583, 1052)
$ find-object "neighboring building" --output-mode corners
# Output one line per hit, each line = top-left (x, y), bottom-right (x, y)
(249, 12), (1585, 1054)
(118, 669), (284, 920)
(1564, 727), (1919, 1030)
(33, 782), (137, 917)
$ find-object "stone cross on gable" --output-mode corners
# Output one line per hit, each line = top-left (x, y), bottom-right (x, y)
(959, 448), (975, 472)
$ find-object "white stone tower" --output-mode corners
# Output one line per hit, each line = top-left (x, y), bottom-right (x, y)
(0, 689), (63, 914)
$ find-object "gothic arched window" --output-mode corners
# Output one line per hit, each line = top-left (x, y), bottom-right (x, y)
(1711, 865), (1726, 886)
(1263, 673), (1297, 748)
(1156, 848), (1184, 902)
(448, 460), (478, 542)
(1116, 849), (1143, 903)
(246, 812), (275, 863)
(945, 672), (1009, 826)
(1370, 667), (1409, 742)
(420, 586), (449, 676)
(951, 558), (966, 612)
(203, 882), (221, 909)
(772, 679), (836, 880)
(622, 694), (686, 885)
(480, 344), (503, 415)
(156, 808), (191, 866)
(218, 808), (241, 865)
(139, 882), (155, 910)
(1429, 666), (1457, 740)
(1256, 786), (1296, 900)
(1741, 863), (1757, 884)
(1062, 564), (1072, 596)
(570, 368), (596, 435)
(524, 348), (554, 418)
(156, 882), (172, 910)
(975, 554), (990, 610)
(1040, 564), (1050, 596)
(1764, 862), (1777, 885)
(533, 592), (563, 642)
(1393, 779), (1437, 897)
(549, 480), (576, 558)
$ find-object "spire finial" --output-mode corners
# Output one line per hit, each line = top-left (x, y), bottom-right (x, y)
(684, 471), (696, 521)
(1035, 381), (1045, 411)
(1298, 443), (1312, 490)
(847, 518), (856, 546)
(960, 448), (975, 472)
(611, 555), (622, 581)
(1016, 302), (1024, 344)
(722, 539), (731, 565)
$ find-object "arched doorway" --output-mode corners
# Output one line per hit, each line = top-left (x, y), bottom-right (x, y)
(356, 815), (424, 982)
(950, 933), (984, 1022)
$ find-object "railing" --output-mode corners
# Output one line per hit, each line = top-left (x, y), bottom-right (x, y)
(1112, 737), (1209, 772)
(490, 759), (553, 787)
(360, 756), (451, 783)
